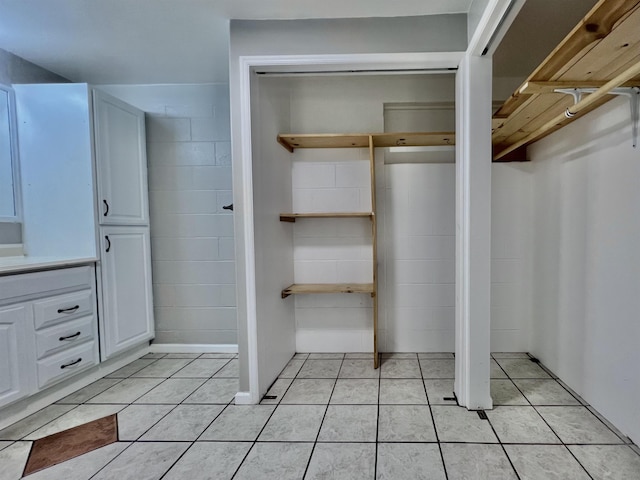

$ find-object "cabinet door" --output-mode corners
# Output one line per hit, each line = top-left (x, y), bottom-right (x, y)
(0, 304), (35, 408)
(93, 89), (149, 226)
(99, 227), (154, 359)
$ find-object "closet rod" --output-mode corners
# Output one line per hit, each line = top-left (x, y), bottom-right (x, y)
(494, 61), (640, 160)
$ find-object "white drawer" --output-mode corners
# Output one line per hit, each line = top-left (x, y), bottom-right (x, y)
(36, 341), (98, 389)
(33, 289), (94, 330)
(35, 316), (96, 360)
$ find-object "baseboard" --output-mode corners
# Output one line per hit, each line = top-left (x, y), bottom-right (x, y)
(148, 343), (238, 354)
(0, 244), (24, 257)
(234, 391), (254, 405)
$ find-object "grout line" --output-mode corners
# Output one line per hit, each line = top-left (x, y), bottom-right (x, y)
(417, 352), (448, 480)
(375, 353), (381, 480)
(300, 355), (344, 479)
(483, 409), (522, 480)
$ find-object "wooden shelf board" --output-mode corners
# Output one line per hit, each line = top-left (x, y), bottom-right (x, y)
(492, 0), (640, 160)
(372, 132), (455, 147)
(277, 132), (456, 151)
(278, 134), (370, 150)
(281, 283), (375, 299)
(280, 212), (373, 222)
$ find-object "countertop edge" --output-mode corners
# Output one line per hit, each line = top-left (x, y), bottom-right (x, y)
(0, 257), (98, 275)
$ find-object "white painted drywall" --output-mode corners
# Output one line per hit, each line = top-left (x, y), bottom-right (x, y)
(528, 96), (640, 444)
(252, 76), (296, 396)
(15, 84), (97, 259)
(99, 84), (236, 346)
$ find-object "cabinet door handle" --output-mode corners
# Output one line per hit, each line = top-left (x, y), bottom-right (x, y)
(60, 358), (82, 369)
(57, 305), (80, 314)
(59, 331), (81, 341)
(105, 235), (111, 252)
(103, 199), (109, 216)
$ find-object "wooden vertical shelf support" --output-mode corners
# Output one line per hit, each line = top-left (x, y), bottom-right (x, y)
(369, 135), (379, 369)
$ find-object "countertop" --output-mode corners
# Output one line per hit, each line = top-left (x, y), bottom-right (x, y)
(0, 256), (98, 275)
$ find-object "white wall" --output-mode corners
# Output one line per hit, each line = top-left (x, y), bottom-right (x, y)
(529, 96), (640, 444)
(252, 77), (296, 395)
(99, 84), (235, 346)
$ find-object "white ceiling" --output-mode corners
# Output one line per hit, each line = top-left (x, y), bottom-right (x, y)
(0, 0), (473, 84)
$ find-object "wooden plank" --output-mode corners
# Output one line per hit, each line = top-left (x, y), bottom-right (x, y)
(279, 212), (373, 222)
(495, 94), (574, 146)
(278, 133), (370, 150)
(277, 132), (456, 151)
(556, 4), (640, 81)
(281, 283), (375, 299)
(368, 136), (379, 369)
(372, 132), (455, 147)
(495, 60), (640, 160)
(492, 0), (640, 146)
(493, 93), (571, 145)
(520, 80), (639, 94)
(532, 0), (640, 81)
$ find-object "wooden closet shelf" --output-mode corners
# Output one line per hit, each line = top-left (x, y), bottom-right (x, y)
(281, 283), (375, 299)
(280, 212), (373, 222)
(277, 132), (455, 151)
(492, 0), (640, 161)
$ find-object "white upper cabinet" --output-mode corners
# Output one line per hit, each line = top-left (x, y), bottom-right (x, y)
(98, 226), (154, 359)
(93, 90), (149, 226)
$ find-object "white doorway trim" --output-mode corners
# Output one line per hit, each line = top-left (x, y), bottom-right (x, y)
(234, 52), (464, 404)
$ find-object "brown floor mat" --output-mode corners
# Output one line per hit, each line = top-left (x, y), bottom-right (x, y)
(23, 414), (118, 476)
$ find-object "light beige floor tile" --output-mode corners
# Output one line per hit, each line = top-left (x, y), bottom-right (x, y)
(0, 441), (32, 480)
(441, 444), (517, 479)
(200, 405), (275, 441)
(91, 442), (189, 480)
(431, 405), (498, 443)
(117, 404), (175, 440)
(24, 442), (129, 480)
(87, 378), (164, 404)
(317, 405), (378, 442)
(163, 442), (252, 480)
(331, 379), (379, 404)
(306, 443), (375, 480)
(134, 378), (206, 404)
(505, 445), (590, 480)
(569, 445), (640, 480)
(233, 442), (313, 480)
(0, 405), (76, 440)
(140, 404), (225, 441)
(56, 378), (122, 404)
(377, 443), (446, 480)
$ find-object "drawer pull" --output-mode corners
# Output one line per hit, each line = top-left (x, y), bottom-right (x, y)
(59, 331), (82, 341)
(57, 305), (80, 314)
(103, 199), (109, 216)
(60, 358), (82, 369)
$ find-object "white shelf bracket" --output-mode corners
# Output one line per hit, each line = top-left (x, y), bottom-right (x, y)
(555, 87), (640, 148)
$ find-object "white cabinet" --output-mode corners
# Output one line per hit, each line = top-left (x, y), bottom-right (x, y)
(0, 266), (97, 409)
(93, 90), (149, 226)
(15, 84), (154, 363)
(0, 304), (35, 408)
(99, 227), (154, 359)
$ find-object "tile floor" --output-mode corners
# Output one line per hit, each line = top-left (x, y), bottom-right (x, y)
(1, 352), (639, 479)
